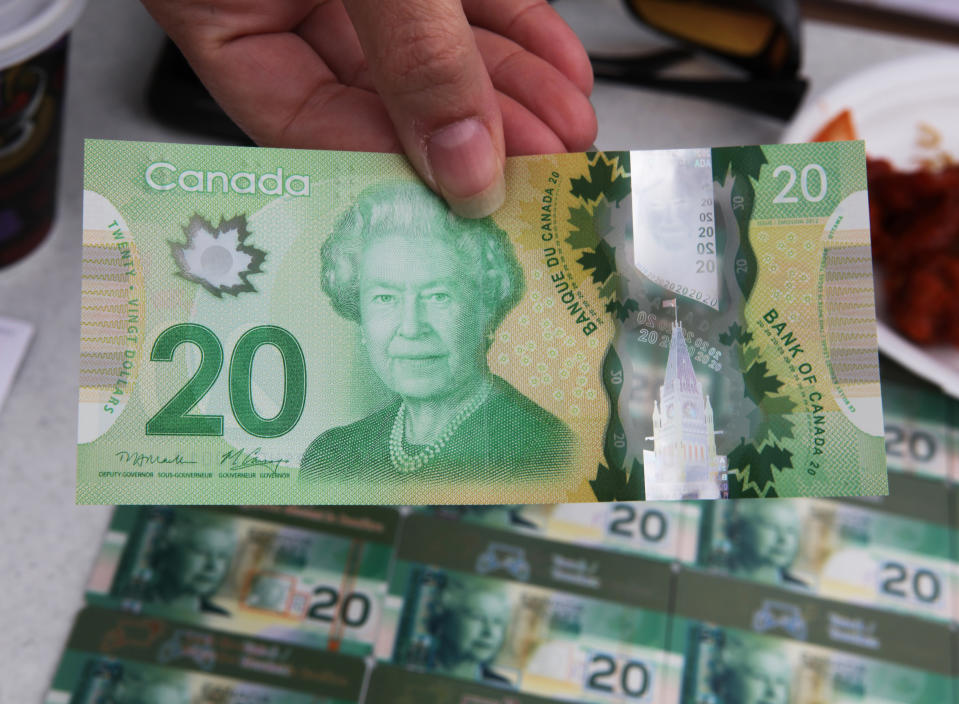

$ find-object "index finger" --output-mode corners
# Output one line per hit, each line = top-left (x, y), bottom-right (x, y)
(463, 0), (593, 97)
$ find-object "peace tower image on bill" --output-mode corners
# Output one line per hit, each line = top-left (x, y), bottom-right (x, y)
(643, 301), (729, 500)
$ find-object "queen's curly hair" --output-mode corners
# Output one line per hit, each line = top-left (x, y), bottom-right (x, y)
(320, 182), (524, 336)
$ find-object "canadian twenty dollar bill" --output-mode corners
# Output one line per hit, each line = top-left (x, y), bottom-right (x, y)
(86, 506), (397, 655)
(78, 139), (886, 504)
(880, 367), (958, 481)
(376, 514), (674, 703)
(695, 471), (956, 623)
(427, 501), (703, 564)
(666, 569), (955, 704)
(45, 606), (365, 703)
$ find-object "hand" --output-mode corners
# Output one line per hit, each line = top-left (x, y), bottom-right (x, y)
(140, 0), (597, 217)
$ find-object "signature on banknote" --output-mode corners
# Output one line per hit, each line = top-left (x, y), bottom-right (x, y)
(220, 447), (288, 474)
(114, 450), (198, 468)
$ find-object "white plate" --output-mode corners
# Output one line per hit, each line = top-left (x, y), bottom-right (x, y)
(782, 51), (959, 398)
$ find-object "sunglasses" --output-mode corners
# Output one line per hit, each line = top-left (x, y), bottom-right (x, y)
(578, 0), (808, 120)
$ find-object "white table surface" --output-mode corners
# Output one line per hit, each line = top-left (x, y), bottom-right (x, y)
(0, 0), (950, 701)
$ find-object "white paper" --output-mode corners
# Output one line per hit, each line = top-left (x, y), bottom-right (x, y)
(831, 0), (959, 24)
(0, 316), (34, 413)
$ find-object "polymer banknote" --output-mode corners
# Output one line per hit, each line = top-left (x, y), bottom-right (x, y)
(880, 367), (958, 481)
(667, 568), (955, 704)
(78, 139), (885, 505)
(427, 502), (702, 563)
(45, 606), (365, 703)
(376, 514), (674, 703)
(86, 506), (398, 655)
(695, 470), (955, 623)
(365, 664), (568, 704)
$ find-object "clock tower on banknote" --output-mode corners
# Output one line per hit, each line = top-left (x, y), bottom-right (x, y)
(643, 304), (728, 500)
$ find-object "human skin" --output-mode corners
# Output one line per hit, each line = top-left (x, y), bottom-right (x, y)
(359, 233), (491, 445)
(138, 0), (597, 218)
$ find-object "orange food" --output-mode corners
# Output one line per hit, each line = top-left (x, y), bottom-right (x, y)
(810, 109), (858, 142)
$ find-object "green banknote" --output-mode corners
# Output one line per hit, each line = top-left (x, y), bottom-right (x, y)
(376, 514), (673, 703)
(86, 506), (397, 655)
(45, 606), (365, 703)
(365, 664), (569, 704)
(668, 569), (955, 704)
(880, 365), (958, 481)
(78, 139), (885, 504)
(695, 470), (955, 623)
(427, 501), (702, 563)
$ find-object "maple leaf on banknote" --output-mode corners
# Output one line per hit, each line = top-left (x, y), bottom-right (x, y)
(753, 394), (799, 445)
(718, 321), (753, 347)
(741, 344), (760, 370)
(577, 240), (616, 286)
(743, 359), (784, 406)
(567, 154), (641, 322)
(598, 272), (621, 301)
(727, 441), (791, 497)
(565, 201), (612, 251)
(570, 152), (631, 206)
(720, 322), (797, 497)
(589, 463), (623, 501)
(170, 214), (265, 297)
(623, 459), (645, 500)
(712, 145), (767, 185)
(589, 459), (644, 501)
(605, 296), (640, 322)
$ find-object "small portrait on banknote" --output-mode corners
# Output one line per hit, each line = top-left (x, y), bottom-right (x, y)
(300, 182), (575, 483)
(707, 635), (791, 704)
(426, 578), (514, 687)
(143, 512), (236, 615)
(244, 573), (292, 613)
(720, 502), (808, 588)
(113, 672), (189, 704)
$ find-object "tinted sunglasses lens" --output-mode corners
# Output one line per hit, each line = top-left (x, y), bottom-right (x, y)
(629, 0), (777, 57)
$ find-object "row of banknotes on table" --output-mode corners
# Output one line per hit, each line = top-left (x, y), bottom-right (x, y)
(51, 366), (957, 703)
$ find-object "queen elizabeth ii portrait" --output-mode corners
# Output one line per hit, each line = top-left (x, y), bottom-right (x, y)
(300, 182), (574, 483)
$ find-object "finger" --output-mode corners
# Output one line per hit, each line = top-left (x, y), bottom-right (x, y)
(142, 0), (319, 47)
(165, 24), (401, 151)
(463, 0), (593, 97)
(295, 0), (374, 90)
(497, 92), (566, 156)
(141, 0), (393, 148)
(343, 0), (506, 218)
(475, 28), (597, 153)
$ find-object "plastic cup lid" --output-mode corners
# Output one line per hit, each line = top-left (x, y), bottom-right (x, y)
(0, 0), (87, 69)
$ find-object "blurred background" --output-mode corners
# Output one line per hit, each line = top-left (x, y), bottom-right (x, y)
(1, 0), (958, 701)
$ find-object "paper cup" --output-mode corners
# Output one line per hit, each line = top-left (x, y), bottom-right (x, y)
(0, 0), (86, 268)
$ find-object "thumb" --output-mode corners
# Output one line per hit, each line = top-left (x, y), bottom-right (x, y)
(343, 0), (505, 218)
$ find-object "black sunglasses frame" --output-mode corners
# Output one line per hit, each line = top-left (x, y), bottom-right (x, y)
(573, 0), (808, 120)
(620, 0), (803, 78)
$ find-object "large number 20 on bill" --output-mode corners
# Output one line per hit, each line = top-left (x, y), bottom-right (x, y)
(85, 506), (398, 655)
(667, 569), (954, 704)
(377, 515), (674, 703)
(78, 139), (886, 505)
(695, 475), (955, 624)
(427, 501), (703, 564)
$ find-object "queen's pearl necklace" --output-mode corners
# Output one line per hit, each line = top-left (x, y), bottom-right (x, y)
(388, 383), (490, 474)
